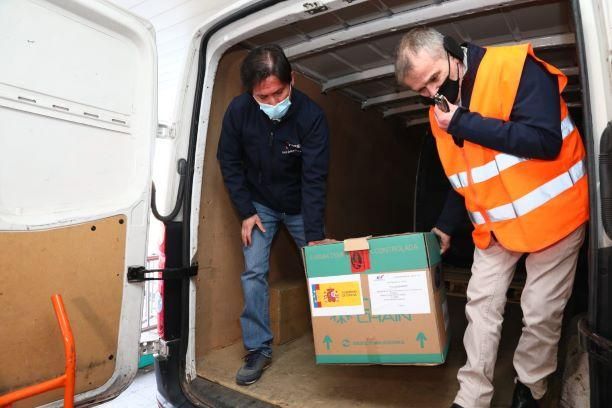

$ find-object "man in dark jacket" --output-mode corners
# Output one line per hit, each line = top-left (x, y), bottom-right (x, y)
(217, 44), (330, 386)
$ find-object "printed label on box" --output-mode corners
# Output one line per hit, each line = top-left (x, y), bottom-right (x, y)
(368, 270), (431, 315)
(349, 250), (370, 273)
(308, 275), (365, 317)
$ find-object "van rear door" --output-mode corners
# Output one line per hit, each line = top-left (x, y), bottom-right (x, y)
(574, 1), (612, 407)
(0, 0), (156, 406)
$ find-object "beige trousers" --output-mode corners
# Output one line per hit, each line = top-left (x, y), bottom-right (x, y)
(454, 224), (586, 408)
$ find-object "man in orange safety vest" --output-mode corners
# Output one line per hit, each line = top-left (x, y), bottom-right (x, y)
(395, 27), (588, 408)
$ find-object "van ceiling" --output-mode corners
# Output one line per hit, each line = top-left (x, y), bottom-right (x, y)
(242, 0), (579, 128)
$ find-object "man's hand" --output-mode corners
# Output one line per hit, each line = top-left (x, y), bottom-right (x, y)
(431, 227), (451, 255)
(308, 238), (338, 246)
(242, 214), (266, 246)
(433, 101), (459, 131)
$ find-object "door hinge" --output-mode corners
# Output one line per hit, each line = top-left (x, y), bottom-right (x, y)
(140, 338), (173, 360)
(157, 122), (177, 139)
(578, 317), (612, 366)
(303, 2), (328, 15)
(127, 264), (198, 282)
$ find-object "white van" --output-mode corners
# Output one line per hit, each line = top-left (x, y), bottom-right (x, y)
(1, 0), (610, 407)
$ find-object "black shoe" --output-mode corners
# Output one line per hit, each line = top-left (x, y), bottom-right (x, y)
(450, 404), (464, 408)
(511, 381), (538, 408)
(235, 351), (272, 386)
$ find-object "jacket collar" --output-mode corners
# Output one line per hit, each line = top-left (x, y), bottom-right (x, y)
(460, 43), (486, 108)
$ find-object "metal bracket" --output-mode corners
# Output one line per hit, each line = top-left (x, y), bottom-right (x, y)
(303, 2), (328, 15)
(578, 317), (612, 366)
(127, 264), (198, 282)
(139, 338), (172, 360)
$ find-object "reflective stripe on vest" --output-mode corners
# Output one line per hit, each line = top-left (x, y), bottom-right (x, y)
(448, 116), (575, 190)
(468, 158), (586, 225)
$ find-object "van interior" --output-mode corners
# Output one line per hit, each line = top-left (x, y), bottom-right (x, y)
(192, 0), (588, 406)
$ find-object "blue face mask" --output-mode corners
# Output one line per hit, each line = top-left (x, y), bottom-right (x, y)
(256, 87), (292, 120)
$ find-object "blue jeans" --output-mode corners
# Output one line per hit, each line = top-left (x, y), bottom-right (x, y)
(240, 202), (306, 357)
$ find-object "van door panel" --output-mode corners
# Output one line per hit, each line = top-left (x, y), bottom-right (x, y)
(0, 0), (156, 405)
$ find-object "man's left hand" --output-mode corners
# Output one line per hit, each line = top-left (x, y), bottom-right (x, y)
(433, 101), (459, 131)
(308, 238), (338, 246)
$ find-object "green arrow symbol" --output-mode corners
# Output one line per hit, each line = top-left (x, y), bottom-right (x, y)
(323, 335), (332, 351)
(416, 332), (427, 349)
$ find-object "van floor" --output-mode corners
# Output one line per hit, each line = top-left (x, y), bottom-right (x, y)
(197, 297), (525, 408)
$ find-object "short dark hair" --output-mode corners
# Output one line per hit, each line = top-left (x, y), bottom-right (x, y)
(240, 44), (292, 91)
(395, 27), (444, 84)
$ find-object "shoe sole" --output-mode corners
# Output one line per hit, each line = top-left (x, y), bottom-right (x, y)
(236, 361), (272, 386)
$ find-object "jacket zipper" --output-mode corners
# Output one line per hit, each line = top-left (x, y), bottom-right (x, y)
(259, 128), (274, 184)
(268, 127), (275, 173)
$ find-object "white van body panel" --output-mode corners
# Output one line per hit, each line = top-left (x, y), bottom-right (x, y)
(579, 0), (612, 247)
(0, 0), (156, 230)
(0, 0), (156, 404)
(157, 0), (258, 380)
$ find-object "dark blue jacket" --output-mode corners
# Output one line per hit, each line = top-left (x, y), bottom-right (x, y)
(217, 88), (329, 243)
(436, 43), (563, 235)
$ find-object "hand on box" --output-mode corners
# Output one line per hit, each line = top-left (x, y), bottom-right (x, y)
(308, 238), (338, 246)
(431, 227), (451, 254)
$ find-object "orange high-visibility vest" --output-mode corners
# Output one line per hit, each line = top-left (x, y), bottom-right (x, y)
(430, 44), (589, 252)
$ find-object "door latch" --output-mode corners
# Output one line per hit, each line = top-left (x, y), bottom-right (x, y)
(127, 264), (198, 282)
(140, 338), (172, 360)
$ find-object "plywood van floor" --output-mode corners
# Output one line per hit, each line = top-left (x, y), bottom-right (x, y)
(197, 297), (524, 407)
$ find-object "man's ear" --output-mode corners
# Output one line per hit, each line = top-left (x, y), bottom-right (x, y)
(291, 71), (296, 86)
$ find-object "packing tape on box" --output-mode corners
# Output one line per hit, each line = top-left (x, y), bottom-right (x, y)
(343, 236), (371, 252)
(344, 237), (371, 273)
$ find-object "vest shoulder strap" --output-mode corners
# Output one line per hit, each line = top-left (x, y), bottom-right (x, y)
(471, 44), (530, 120)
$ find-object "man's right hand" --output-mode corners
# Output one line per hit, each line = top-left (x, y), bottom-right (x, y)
(242, 214), (266, 246)
(431, 227), (451, 255)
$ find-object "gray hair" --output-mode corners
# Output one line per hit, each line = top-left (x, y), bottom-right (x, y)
(395, 27), (445, 84)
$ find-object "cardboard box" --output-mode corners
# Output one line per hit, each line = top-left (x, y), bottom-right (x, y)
(302, 232), (449, 365)
(269, 278), (310, 345)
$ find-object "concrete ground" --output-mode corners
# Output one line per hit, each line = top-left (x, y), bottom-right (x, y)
(98, 367), (157, 407)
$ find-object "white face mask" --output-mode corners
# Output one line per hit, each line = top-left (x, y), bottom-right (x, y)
(256, 87), (292, 120)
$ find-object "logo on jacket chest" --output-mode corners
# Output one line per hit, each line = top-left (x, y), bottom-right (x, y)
(281, 141), (302, 155)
